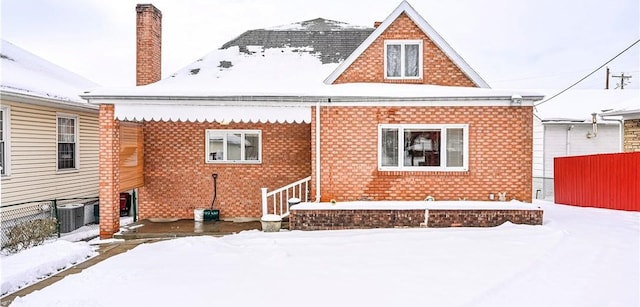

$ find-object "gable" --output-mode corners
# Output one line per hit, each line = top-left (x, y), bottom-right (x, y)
(325, 1), (489, 88)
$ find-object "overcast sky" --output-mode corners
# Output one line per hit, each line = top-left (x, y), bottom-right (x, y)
(2, 0), (639, 89)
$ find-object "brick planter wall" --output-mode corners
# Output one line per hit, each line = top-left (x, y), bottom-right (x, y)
(290, 208), (543, 230)
(426, 209), (543, 227)
(290, 209), (425, 230)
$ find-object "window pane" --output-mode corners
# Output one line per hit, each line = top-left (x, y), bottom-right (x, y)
(386, 44), (401, 77)
(244, 133), (259, 160)
(58, 143), (75, 169)
(0, 142), (5, 175)
(446, 128), (464, 167)
(0, 109), (4, 141)
(381, 128), (398, 167)
(208, 132), (224, 160)
(58, 118), (75, 142)
(227, 133), (242, 160)
(405, 129), (441, 167)
(405, 44), (419, 77)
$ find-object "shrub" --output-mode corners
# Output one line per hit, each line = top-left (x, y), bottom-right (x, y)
(2, 218), (58, 254)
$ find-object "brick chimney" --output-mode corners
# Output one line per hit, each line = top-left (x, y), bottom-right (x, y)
(136, 4), (162, 86)
(374, 21), (382, 28)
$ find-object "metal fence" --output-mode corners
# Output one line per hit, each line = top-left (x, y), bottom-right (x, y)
(555, 152), (640, 211)
(1, 197), (99, 252)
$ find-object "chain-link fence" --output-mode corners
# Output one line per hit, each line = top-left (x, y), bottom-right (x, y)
(1, 197), (99, 253)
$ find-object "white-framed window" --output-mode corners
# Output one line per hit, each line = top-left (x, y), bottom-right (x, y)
(205, 130), (261, 164)
(1, 106), (9, 176)
(384, 40), (423, 79)
(57, 114), (78, 170)
(378, 124), (468, 171)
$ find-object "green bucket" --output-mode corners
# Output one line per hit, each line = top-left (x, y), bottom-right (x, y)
(203, 209), (219, 221)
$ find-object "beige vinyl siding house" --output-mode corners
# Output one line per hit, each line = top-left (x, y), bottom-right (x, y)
(0, 40), (99, 207)
(0, 97), (98, 205)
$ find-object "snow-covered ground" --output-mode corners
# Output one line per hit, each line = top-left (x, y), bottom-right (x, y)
(4, 201), (639, 306)
(1, 217), (133, 296)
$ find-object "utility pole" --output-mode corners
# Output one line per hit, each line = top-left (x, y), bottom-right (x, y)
(605, 67), (610, 89)
(612, 72), (632, 89)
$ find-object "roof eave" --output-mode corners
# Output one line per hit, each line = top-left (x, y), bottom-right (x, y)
(2, 90), (98, 112)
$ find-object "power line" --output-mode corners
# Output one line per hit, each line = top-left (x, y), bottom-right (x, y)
(534, 39), (640, 107)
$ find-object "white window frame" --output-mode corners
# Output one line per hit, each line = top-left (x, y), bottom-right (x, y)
(384, 40), (423, 80)
(56, 113), (79, 171)
(1, 106), (10, 177)
(378, 124), (469, 172)
(205, 129), (262, 164)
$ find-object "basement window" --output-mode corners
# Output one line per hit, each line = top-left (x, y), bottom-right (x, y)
(379, 124), (468, 171)
(205, 130), (261, 164)
(384, 40), (423, 79)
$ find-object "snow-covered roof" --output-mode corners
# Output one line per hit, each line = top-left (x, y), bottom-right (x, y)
(84, 46), (540, 100)
(0, 40), (98, 104)
(265, 18), (371, 31)
(323, 1), (490, 88)
(534, 89), (639, 122)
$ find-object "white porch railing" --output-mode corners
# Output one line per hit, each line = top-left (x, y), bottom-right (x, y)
(261, 176), (311, 218)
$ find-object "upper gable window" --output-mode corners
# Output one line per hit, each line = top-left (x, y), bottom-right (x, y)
(384, 40), (423, 80)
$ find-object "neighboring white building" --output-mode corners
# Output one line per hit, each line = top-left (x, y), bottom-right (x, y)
(532, 89), (639, 200)
(0, 40), (99, 206)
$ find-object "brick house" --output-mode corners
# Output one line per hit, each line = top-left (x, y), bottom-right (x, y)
(602, 108), (640, 152)
(83, 1), (543, 238)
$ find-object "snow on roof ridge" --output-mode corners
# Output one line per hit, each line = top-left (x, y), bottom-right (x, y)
(264, 18), (371, 31)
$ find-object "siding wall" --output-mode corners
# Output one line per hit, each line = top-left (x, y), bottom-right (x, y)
(1, 99), (99, 205)
(542, 123), (620, 199)
(532, 116), (544, 199)
(311, 105), (534, 203)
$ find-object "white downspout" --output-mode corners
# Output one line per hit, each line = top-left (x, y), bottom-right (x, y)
(601, 117), (624, 152)
(566, 125), (573, 155)
(315, 100), (321, 202)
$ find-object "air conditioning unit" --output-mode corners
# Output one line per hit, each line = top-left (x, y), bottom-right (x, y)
(57, 204), (85, 233)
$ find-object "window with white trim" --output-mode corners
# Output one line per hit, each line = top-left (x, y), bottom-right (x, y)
(384, 40), (423, 79)
(379, 124), (468, 171)
(57, 114), (78, 170)
(206, 130), (261, 163)
(1, 106), (8, 176)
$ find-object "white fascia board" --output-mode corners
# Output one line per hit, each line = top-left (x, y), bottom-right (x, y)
(1, 90), (98, 113)
(323, 1), (490, 88)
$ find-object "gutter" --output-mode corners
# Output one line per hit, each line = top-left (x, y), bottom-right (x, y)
(2, 90), (98, 112)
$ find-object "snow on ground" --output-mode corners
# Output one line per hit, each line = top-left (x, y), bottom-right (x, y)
(6, 201), (640, 307)
(0, 217), (133, 296)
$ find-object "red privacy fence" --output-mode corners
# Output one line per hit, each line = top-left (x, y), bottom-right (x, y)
(554, 152), (640, 211)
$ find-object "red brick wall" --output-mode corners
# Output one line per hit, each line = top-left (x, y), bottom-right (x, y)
(98, 105), (121, 238)
(333, 12), (477, 87)
(311, 106), (533, 203)
(138, 121), (311, 219)
(136, 4), (162, 86)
